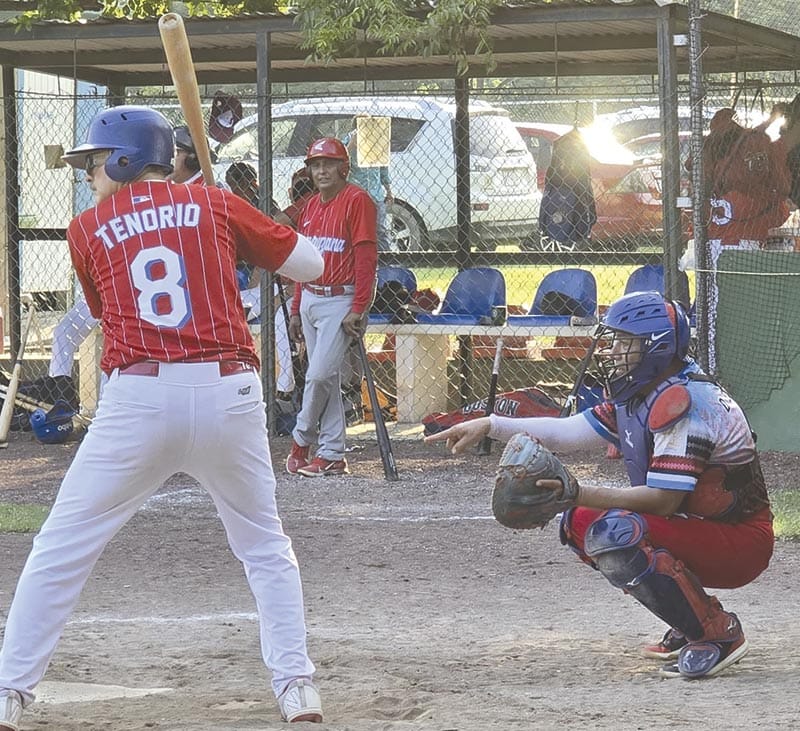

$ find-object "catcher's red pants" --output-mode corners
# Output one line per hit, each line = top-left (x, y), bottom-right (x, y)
(565, 507), (774, 589)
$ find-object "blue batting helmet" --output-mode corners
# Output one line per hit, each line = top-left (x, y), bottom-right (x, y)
(62, 105), (174, 182)
(594, 291), (691, 404)
(29, 400), (76, 445)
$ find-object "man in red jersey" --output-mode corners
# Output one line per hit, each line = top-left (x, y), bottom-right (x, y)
(0, 106), (325, 729)
(286, 137), (378, 477)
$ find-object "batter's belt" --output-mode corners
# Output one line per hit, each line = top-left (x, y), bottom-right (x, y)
(303, 283), (355, 297)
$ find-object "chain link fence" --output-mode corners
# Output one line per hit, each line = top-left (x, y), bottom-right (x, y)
(2, 55), (799, 428)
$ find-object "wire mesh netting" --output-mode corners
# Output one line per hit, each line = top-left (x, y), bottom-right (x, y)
(2, 53), (800, 430)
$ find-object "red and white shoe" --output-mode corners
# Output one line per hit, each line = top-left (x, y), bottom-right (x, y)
(286, 441), (310, 475)
(297, 457), (349, 477)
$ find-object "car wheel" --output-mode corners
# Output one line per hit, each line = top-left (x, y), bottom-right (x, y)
(388, 202), (426, 252)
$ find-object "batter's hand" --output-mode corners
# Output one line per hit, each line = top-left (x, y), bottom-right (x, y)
(424, 417), (490, 454)
(341, 311), (367, 339)
(288, 314), (303, 342)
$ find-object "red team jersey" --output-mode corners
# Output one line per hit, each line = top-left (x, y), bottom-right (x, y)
(67, 180), (298, 373)
(298, 184), (376, 286)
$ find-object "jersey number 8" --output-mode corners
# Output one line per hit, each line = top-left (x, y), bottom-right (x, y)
(130, 246), (191, 328)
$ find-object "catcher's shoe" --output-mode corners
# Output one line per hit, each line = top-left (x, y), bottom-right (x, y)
(0, 689), (23, 731)
(286, 441), (310, 475)
(642, 627), (688, 660)
(278, 678), (323, 723)
(659, 614), (748, 679)
(297, 457), (349, 477)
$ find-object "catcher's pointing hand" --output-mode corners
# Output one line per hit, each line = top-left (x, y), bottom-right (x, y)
(492, 432), (581, 530)
(423, 418), (490, 454)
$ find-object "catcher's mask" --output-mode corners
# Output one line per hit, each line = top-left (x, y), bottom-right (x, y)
(594, 291), (690, 404)
(62, 105), (174, 182)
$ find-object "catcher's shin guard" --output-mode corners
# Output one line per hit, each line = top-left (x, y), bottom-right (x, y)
(584, 509), (737, 643)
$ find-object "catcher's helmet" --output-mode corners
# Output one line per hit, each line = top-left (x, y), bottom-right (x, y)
(62, 105), (174, 182)
(29, 400), (76, 445)
(594, 291), (690, 404)
(304, 137), (350, 178)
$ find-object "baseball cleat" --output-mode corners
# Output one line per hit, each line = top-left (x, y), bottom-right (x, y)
(659, 615), (748, 679)
(642, 627), (688, 660)
(0, 689), (23, 731)
(297, 457), (349, 477)
(286, 441), (310, 475)
(278, 678), (323, 723)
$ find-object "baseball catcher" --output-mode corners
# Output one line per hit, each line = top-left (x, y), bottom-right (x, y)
(426, 291), (773, 681)
(493, 433), (580, 529)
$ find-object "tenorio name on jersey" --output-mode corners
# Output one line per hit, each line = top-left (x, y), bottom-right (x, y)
(94, 203), (201, 249)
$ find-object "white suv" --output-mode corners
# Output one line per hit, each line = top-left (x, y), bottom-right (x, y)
(213, 96), (540, 251)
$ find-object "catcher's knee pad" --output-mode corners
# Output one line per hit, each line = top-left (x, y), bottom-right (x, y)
(584, 509), (649, 589)
(585, 509), (722, 642)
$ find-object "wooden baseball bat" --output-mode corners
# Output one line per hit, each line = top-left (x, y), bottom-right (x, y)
(356, 338), (399, 481)
(0, 384), (92, 428)
(158, 13), (215, 186)
(477, 337), (503, 456)
(0, 304), (37, 447)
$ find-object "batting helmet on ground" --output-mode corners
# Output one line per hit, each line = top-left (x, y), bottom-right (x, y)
(304, 137), (350, 178)
(62, 105), (174, 182)
(29, 400), (76, 445)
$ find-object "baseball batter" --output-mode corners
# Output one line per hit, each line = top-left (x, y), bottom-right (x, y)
(0, 105), (325, 729)
(286, 137), (378, 477)
(426, 292), (773, 680)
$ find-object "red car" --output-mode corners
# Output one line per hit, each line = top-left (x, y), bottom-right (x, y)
(515, 122), (684, 251)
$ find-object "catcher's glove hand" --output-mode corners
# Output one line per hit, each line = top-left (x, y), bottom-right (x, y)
(492, 433), (581, 529)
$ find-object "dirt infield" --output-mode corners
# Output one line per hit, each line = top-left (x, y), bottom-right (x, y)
(1, 429), (798, 730)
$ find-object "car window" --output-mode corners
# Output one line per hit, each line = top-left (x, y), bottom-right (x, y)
(468, 115), (528, 157)
(217, 125), (259, 161)
(391, 118), (424, 151)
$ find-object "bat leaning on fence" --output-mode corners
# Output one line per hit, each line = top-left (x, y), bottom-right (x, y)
(559, 334), (600, 418)
(477, 337), (503, 456)
(356, 338), (399, 481)
(0, 303), (37, 447)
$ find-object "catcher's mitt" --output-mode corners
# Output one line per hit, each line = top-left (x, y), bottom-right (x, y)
(492, 433), (581, 529)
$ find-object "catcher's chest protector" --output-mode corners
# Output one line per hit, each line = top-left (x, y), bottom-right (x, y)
(615, 372), (691, 486)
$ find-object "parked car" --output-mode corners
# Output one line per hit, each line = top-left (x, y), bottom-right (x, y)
(516, 121), (666, 251)
(213, 96), (541, 252)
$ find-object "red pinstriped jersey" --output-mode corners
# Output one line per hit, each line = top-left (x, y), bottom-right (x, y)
(298, 183), (376, 285)
(67, 179), (297, 373)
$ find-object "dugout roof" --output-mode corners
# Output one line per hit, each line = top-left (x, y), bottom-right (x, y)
(0, 1), (797, 87)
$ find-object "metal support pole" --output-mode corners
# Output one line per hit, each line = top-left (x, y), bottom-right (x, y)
(453, 76), (472, 271)
(257, 32), (278, 433)
(657, 9), (688, 305)
(687, 0), (709, 372)
(3, 66), (21, 354)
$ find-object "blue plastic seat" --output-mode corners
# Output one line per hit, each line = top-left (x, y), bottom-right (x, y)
(624, 264), (666, 295)
(416, 267), (506, 326)
(508, 268), (597, 327)
(369, 266), (418, 325)
(377, 265), (417, 294)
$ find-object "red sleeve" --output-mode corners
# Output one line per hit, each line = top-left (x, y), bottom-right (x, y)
(351, 243), (378, 314)
(291, 280), (303, 316)
(66, 217), (103, 320)
(225, 191), (299, 272)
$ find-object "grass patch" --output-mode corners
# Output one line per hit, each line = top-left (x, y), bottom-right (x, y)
(772, 490), (800, 540)
(0, 503), (49, 533)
